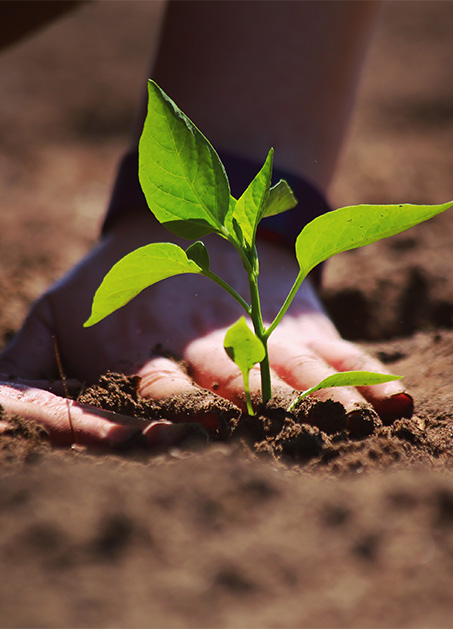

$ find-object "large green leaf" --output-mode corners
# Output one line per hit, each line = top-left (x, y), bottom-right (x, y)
(263, 179), (298, 218)
(296, 202), (453, 280)
(139, 80), (230, 239)
(226, 149), (273, 248)
(84, 243), (201, 326)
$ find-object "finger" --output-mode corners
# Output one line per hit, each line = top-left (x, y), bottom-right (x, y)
(0, 383), (149, 448)
(142, 420), (208, 450)
(0, 382), (211, 452)
(310, 338), (413, 421)
(138, 356), (221, 431)
(138, 356), (198, 399)
(0, 383), (144, 447)
(0, 372), (81, 397)
(185, 330), (294, 411)
(268, 340), (368, 413)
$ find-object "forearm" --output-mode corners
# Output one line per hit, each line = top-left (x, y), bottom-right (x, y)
(151, 0), (380, 194)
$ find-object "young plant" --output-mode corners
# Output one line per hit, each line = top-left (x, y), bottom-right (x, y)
(84, 80), (452, 415)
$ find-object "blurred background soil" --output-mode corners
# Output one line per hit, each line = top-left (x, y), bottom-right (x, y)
(1, 2), (453, 627)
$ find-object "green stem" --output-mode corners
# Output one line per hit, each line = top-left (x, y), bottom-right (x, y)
(287, 390), (309, 413)
(264, 271), (305, 340)
(220, 226), (254, 276)
(202, 270), (251, 315)
(242, 370), (255, 416)
(259, 336), (271, 404)
(248, 266), (272, 404)
(221, 229), (271, 403)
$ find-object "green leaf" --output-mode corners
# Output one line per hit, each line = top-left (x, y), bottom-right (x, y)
(296, 201), (453, 280)
(263, 179), (298, 218)
(84, 243), (201, 326)
(186, 241), (210, 271)
(224, 317), (265, 375)
(139, 80), (230, 239)
(226, 149), (274, 247)
(287, 371), (402, 411)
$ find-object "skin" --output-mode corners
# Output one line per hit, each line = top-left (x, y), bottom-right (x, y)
(0, 1), (412, 449)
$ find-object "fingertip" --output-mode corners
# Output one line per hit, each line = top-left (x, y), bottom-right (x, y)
(138, 357), (197, 399)
(106, 426), (146, 449)
(191, 411), (219, 432)
(374, 392), (414, 425)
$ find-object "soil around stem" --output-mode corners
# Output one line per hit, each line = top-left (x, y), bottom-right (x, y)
(73, 370), (453, 478)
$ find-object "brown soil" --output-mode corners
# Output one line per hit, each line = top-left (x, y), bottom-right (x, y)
(1, 2), (453, 627)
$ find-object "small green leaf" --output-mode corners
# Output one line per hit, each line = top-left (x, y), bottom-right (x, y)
(226, 149), (274, 247)
(264, 179), (298, 218)
(287, 371), (402, 411)
(139, 80), (230, 239)
(296, 202), (453, 280)
(224, 317), (266, 416)
(186, 241), (210, 271)
(224, 317), (265, 374)
(84, 243), (201, 326)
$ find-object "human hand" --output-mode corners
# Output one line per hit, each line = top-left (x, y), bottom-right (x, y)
(0, 212), (412, 449)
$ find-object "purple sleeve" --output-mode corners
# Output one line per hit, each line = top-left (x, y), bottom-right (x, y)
(102, 149), (331, 282)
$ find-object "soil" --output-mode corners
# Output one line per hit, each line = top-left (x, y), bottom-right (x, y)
(1, 2), (453, 627)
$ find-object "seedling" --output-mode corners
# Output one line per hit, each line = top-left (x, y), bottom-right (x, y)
(84, 80), (452, 415)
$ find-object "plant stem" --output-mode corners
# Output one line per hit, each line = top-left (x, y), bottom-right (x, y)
(221, 227), (254, 276)
(242, 370), (255, 416)
(248, 266), (272, 404)
(202, 270), (251, 315)
(264, 271), (304, 340)
(287, 390), (309, 413)
(223, 229), (272, 404)
(259, 336), (272, 404)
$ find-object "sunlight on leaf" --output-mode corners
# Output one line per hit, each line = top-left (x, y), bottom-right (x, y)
(225, 150), (273, 247)
(287, 371), (402, 411)
(224, 317), (265, 373)
(224, 317), (265, 415)
(139, 80), (230, 239)
(296, 201), (453, 280)
(84, 243), (201, 326)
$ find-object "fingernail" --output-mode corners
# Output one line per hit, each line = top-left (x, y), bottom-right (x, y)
(168, 410), (219, 432)
(375, 392), (414, 425)
(193, 412), (219, 432)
